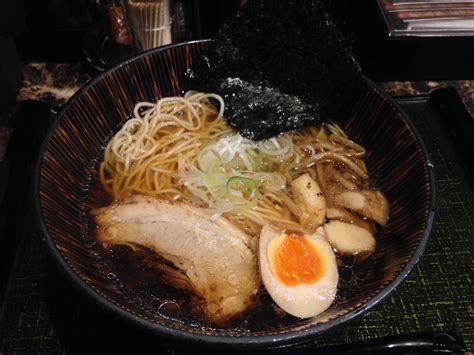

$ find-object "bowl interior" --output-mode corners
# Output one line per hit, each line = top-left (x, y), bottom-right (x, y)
(37, 40), (434, 347)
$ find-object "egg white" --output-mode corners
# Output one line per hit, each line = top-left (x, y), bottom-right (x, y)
(259, 225), (339, 318)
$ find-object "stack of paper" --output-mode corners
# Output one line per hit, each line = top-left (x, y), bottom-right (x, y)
(377, 0), (474, 36)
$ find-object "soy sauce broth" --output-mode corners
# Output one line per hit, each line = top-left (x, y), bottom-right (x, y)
(83, 160), (377, 332)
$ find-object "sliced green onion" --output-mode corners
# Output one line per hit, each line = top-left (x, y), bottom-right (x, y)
(257, 134), (294, 162)
(253, 172), (287, 193)
(203, 172), (227, 188)
(246, 148), (268, 172)
(226, 176), (259, 205)
(197, 148), (221, 172)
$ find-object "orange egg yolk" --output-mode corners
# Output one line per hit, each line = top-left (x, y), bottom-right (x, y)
(271, 233), (325, 286)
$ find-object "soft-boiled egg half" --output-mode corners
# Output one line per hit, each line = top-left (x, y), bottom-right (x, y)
(259, 225), (339, 318)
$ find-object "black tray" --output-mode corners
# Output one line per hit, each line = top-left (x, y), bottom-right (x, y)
(0, 88), (472, 354)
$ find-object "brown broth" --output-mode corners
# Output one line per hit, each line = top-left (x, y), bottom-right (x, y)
(84, 154), (377, 331)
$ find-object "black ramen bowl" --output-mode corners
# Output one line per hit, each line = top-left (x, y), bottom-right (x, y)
(35, 40), (435, 349)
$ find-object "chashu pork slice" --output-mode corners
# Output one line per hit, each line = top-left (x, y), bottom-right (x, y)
(92, 195), (259, 325)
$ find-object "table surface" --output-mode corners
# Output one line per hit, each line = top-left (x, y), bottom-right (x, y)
(0, 63), (473, 353)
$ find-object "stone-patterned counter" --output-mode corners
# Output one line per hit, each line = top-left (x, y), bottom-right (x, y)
(382, 80), (473, 116)
(17, 63), (91, 107)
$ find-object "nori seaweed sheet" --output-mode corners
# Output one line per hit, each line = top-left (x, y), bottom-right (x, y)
(186, 0), (363, 140)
